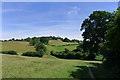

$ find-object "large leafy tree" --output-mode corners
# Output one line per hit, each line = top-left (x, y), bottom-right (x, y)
(80, 11), (114, 53)
(104, 8), (120, 68)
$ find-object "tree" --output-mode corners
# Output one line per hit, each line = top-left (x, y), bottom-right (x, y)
(40, 37), (49, 45)
(35, 42), (46, 52)
(63, 37), (70, 42)
(12, 38), (15, 41)
(80, 11), (114, 53)
(104, 8), (120, 68)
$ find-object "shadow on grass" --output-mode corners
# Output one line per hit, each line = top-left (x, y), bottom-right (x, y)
(70, 62), (120, 80)
(89, 63), (120, 79)
(70, 66), (92, 80)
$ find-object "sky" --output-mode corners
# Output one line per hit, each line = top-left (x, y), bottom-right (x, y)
(1, 2), (118, 40)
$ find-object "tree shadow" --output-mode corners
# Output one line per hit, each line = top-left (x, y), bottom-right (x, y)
(89, 62), (120, 79)
(70, 62), (120, 80)
(70, 66), (92, 80)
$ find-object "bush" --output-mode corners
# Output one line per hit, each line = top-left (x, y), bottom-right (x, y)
(75, 52), (83, 59)
(35, 42), (46, 52)
(50, 50), (54, 55)
(37, 49), (45, 56)
(85, 53), (96, 60)
(2, 51), (17, 55)
(51, 50), (96, 60)
(22, 52), (34, 56)
(51, 51), (84, 59)
(64, 48), (69, 53)
(22, 51), (44, 57)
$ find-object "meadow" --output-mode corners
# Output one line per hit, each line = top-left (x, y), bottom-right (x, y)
(1, 40), (78, 55)
(2, 54), (101, 78)
(1, 40), (114, 79)
(1, 41), (35, 55)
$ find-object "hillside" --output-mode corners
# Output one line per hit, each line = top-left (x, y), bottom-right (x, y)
(1, 40), (78, 55)
(46, 40), (78, 54)
(49, 40), (78, 45)
(1, 41), (35, 55)
(1, 41), (114, 79)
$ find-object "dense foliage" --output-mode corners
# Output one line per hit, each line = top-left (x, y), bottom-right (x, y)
(79, 8), (120, 76)
(4, 36), (80, 43)
(22, 51), (44, 57)
(51, 48), (95, 60)
(2, 51), (18, 55)
(35, 42), (46, 52)
(80, 11), (114, 54)
(102, 8), (120, 69)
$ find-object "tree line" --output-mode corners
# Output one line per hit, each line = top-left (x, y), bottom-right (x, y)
(3, 36), (80, 43)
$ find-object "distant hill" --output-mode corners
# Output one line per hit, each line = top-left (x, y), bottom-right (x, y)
(1, 40), (78, 55)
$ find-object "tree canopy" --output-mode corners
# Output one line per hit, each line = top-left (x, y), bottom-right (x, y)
(80, 11), (114, 53)
(103, 8), (120, 68)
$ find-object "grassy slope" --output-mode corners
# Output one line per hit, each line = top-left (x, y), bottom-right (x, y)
(1, 40), (78, 55)
(46, 40), (78, 54)
(1, 41), (114, 78)
(2, 54), (101, 78)
(49, 40), (78, 45)
(1, 41), (35, 55)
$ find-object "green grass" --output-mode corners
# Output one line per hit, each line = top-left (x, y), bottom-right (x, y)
(2, 54), (101, 78)
(45, 44), (77, 54)
(49, 40), (78, 45)
(1, 41), (116, 79)
(46, 40), (78, 54)
(1, 40), (78, 55)
(95, 55), (103, 61)
(1, 41), (35, 55)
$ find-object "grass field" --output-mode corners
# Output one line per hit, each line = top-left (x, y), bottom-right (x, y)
(1, 40), (78, 55)
(49, 40), (78, 45)
(1, 41), (116, 79)
(2, 54), (101, 78)
(46, 40), (78, 54)
(1, 41), (36, 55)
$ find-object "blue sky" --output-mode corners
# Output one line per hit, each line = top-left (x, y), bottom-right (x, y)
(2, 2), (118, 40)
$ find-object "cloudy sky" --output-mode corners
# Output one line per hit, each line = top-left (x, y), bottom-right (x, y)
(2, 2), (118, 40)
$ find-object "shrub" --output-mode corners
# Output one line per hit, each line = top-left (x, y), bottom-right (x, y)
(51, 50), (96, 60)
(22, 51), (43, 57)
(2, 51), (17, 55)
(64, 48), (69, 53)
(35, 42), (46, 52)
(37, 49), (44, 56)
(85, 53), (96, 60)
(50, 50), (54, 55)
(75, 52), (83, 59)
(22, 52), (34, 56)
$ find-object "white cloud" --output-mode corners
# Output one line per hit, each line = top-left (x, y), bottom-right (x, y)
(68, 6), (80, 15)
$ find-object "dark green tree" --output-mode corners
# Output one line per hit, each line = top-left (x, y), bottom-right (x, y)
(63, 37), (70, 42)
(35, 42), (46, 52)
(11, 38), (15, 41)
(40, 37), (49, 45)
(80, 11), (114, 53)
(104, 8), (120, 68)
